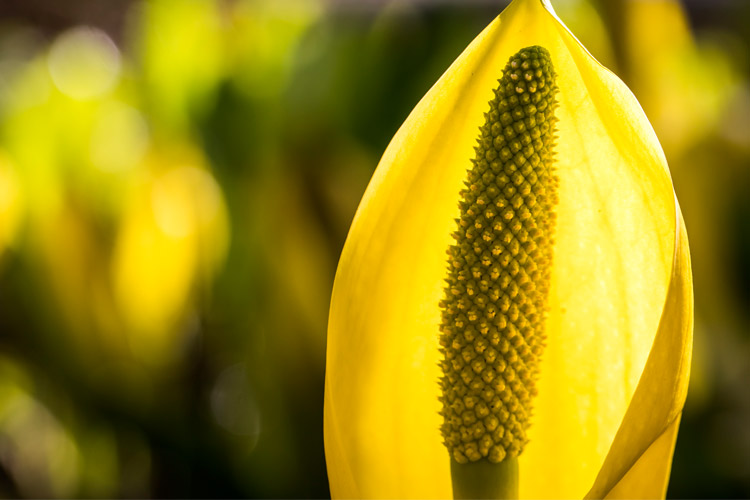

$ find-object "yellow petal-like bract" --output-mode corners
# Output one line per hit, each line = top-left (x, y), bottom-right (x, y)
(324, 0), (693, 498)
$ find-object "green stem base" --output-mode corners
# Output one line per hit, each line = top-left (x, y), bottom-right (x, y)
(450, 457), (519, 500)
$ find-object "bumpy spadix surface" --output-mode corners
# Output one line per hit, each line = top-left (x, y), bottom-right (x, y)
(324, 0), (693, 498)
(439, 46), (558, 464)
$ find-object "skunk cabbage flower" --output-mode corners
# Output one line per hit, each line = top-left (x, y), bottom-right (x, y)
(324, 0), (693, 498)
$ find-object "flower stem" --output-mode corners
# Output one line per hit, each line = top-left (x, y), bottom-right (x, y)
(450, 457), (519, 499)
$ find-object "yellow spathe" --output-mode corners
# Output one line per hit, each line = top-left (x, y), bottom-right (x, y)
(324, 0), (693, 498)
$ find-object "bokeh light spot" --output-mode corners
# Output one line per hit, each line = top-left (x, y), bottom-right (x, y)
(0, 369), (80, 498)
(90, 101), (150, 172)
(48, 27), (120, 100)
(151, 166), (223, 239)
(210, 363), (261, 444)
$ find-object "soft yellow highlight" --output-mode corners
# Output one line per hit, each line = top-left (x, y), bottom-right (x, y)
(0, 154), (24, 256)
(324, 0), (692, 498)
(112, 158), (229, 365)
(624, 0), (736, 157)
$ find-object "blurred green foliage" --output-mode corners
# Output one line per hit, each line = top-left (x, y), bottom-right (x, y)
(0, 0), (747, 497)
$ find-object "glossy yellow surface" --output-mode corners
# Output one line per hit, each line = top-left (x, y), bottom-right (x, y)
(324, 0), (693, 498)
